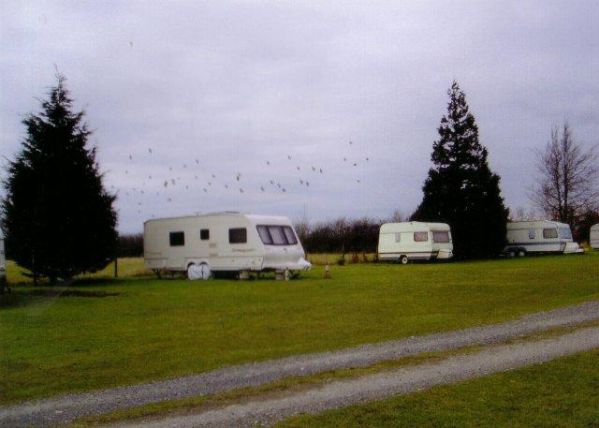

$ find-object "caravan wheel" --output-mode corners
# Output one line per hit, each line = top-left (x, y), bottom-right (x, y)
(517, 250), (526, 257)
(187, 263), (211, 280)
(399, 255), (409, 265)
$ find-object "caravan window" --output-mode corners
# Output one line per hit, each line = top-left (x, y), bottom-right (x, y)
(283, 227), (298, 245)
(229, 228), (247, 244)
(269, 226), (287, 245)
(256, 225), (298, 245)
(432, 231), (450, 243)
(257, 226), (273, 244)
(543, 228), (558, 239)
(414, 231), (429, 242)
(529, 229), (536, 239)
(558, 227), (572, 239)
(169, 231), (185, 246)
(200, 229), (210, 240)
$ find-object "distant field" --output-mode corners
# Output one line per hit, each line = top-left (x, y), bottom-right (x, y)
(1, 252), (598, 403)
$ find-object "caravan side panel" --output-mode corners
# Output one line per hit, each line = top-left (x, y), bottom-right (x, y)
(591, 224), (599, 249)
(505, 221), (582, 254)
(378, 222), (452, 262)
(0, 234), (5, 282)
(143, 213), (311, 274)
(144, 215), (263, 272)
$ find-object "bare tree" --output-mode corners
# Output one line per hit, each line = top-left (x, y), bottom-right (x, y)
(532, 123), (599, 227)
(510, 206), (539, 221)
(390, 209), (405, 222)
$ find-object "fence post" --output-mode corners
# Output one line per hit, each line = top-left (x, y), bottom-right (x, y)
(114, 257), (118, 278)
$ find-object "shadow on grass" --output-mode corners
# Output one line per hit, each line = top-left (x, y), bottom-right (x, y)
(19, 288), (121, 298)
(0, 279), (125, 309)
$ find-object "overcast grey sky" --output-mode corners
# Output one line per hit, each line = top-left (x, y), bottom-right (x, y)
(1, 1), (598, 233)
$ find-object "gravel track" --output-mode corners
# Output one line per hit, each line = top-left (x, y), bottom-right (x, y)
(124, 326), (599, 428)
(1, 300), (599, 427)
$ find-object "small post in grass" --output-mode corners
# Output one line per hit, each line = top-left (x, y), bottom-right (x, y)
(324, 264), (331, 279)
(114, 257), (118, 278)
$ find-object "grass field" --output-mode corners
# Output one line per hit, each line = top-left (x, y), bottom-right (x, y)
(1, 252), (598, 404)
(278, 349), (599, 427)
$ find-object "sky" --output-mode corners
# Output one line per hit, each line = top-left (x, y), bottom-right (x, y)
(1, 1), (598, 233)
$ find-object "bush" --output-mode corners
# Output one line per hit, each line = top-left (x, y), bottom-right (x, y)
(297, 217), (381, 254)
(118, 234), (144, 257)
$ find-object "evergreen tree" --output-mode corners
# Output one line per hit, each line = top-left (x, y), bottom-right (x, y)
(1, 75), (117, 282)
(412, 81), (508, 259)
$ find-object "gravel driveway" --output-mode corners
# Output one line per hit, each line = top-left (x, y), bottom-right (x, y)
(1, 300), (598, 427)
(122, 326), (599, 428)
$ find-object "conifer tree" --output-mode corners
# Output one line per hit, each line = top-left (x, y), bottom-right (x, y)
(1, 74), (117, 282)
(412, 81), (508, 258)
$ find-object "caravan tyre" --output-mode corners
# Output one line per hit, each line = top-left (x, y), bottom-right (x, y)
(187, 263), (211, 280)
(399, 255), (409, 265)
(517, 250), (526, 257)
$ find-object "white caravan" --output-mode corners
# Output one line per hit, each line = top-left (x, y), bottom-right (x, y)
(144, 212), (311, 278)
(377, 222), (453, 264)
(591, 224), (599, 249)
(504, 220), (583, 256)
(0, 229), (6, 284)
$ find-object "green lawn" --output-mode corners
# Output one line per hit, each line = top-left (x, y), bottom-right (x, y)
(1, 253), (598, 404)
(278, 349), (599, 427)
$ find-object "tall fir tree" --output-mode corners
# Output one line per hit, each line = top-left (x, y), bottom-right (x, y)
(1, 74), (117, 282)
(412, 81), (508, 259)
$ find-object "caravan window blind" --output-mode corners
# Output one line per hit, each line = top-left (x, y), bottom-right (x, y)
(283, 226), (298, 245)
(558, 227), (572, 239)
(257, 226), (273, 244)
(229, 228), (247, 244)
(543, 228), (558, 239)
(432, 231), (450, 243)
(268, 226), (287, 245)
(413, 231), (429, 242)
(256, 225), (298, 245)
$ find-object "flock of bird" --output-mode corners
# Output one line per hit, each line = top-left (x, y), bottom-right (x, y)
(114, 140), (372, 217)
